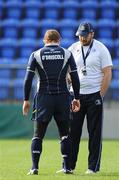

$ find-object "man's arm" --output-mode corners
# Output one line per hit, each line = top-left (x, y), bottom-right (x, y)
(68, 53), (80, 99)
(23, 53), (37, 116)
(100, 66), (112, 97)
(68, 52), (80, 112)
(100, 43), (112, 97)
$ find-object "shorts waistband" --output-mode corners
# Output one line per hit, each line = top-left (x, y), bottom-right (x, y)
(80, 91), (100, 97)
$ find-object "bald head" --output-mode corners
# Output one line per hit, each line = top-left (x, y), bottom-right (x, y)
(43, 29), (61, 44)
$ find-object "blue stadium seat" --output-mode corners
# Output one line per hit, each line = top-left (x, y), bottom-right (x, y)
(100, 0), (117, 1)
(13, 78), (36, 100)
(0, 69), (11, 79)
(112, 59), (119, 67)
(112, 59), (119, 79)
(13, 79), (23, 100)
(0, 59), (13, 79)
(110, 80), (119, 88)
(5, 0), (24, 2)
(37, 38), (44, 48)
(79, 0), (99, 1)
(81, 1), (98, 19)
(18, 38), (37, 58)
(24, 0), (42, 2)
(2, 19), (19, 39)
(110, 79), (119, 100)
(21, 19), (39, 39)
(0, 39), (17, 58)
(43, 0), (61, 2)
(114, 39), (119, 58)
(98, 38), (114, 57)
(25, 1), (42, 19)
(15, 58), (27, 78)
(97, 19), (115, 39)
(43, 1), (60, 19)
(113, 70), (119, 80)
(16, 58), (28, 65)
(40, 19), (58, 37)
(0, 78), (11, 100)
(16, 69), (26, 79)
(59, 19), (78, 39)
(62, 1), (80, 19)
(61, 38), (74, 48)
(0, 2), (3, 19)
(100, 1), (116, 19)
(116, 20), (119, 38)
(5, 1), (23, 19)
(0, 58), (13, 64)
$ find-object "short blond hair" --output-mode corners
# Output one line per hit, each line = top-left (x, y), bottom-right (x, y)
(43, 29), (61, 43)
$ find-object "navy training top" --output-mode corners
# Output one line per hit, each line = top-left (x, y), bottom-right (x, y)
(24, 44), (80, 100)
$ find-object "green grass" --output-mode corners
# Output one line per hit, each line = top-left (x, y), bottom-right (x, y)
(0, 139), (119, 180)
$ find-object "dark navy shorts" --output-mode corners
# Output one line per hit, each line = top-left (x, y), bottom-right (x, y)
(31, 92), (71, 123)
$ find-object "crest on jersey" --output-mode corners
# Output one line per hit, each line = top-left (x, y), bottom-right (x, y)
(50, 49), (54, 52)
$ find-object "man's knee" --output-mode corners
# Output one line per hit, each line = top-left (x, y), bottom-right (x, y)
(31, 137), (43, 158)
(61, 135), (69, 142)
(60, 136), (71, 153)
(32, 136), (42, 144)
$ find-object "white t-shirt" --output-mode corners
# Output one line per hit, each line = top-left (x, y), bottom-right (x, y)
(69, 39), (113, 94)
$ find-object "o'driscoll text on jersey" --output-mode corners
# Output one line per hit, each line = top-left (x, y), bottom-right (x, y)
(42, 54), (64, 60)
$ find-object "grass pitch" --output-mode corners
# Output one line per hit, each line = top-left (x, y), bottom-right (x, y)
(0, 139), (119, 180)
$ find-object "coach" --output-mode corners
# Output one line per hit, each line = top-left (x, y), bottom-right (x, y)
(22, 29), (80, 175)
(68, 22), (112, 174)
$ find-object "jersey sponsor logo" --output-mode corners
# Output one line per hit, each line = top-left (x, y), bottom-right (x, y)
(76, 49), (81, 54)
(42, 54), (64, 60)
(44, 50), (61, 54)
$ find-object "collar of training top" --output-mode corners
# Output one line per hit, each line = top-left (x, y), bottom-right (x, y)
(45, 43), (59, 46)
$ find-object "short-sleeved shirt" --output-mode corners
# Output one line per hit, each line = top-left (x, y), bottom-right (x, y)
(69, 39), (113, 94)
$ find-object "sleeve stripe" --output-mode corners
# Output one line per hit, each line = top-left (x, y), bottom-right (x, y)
(27, 69), (35, 73)
(70, 69), (77, 73)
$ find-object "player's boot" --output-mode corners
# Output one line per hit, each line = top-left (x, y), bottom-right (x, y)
(27, 169), (38, 175)
(85, 169), (98, 174)
(56, 168), (73, 174)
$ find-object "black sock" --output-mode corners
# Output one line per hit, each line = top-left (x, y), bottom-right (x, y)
(31, 137), (42, 170)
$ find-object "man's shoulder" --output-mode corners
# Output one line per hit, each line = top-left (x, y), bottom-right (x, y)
(68, 41), (80, 50)
(94, 39), (107, 49)
(33, 48), (43, 57)
(68, 42), (80, 53)
(94, 39), (111, 57)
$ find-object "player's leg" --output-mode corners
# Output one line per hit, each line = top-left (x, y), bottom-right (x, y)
(56, 118), (72, 173)
(54, 94), (73, 173)
(28, 94), (53, 175)
(30, 121), (49, 172)
(87, 92), (103, 173)
(70, 95), (86, 170)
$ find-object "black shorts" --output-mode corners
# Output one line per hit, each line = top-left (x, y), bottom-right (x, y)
(31, 93), (71, 123)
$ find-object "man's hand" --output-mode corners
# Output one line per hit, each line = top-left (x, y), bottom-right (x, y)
(71, 99), (80, 112)
(22, 100), (30, 116)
